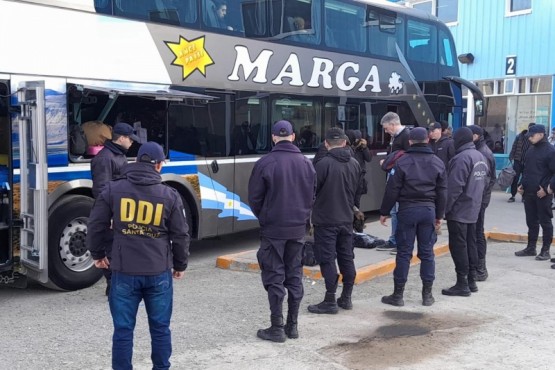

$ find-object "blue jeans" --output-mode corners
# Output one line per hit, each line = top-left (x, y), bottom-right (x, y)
(388, 203), (399, 245)
(109, 270), (173, 370)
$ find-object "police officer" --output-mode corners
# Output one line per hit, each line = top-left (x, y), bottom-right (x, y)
(308, 127), (362, 314)
(248, 120), (316, 343)
(87, 142), (189, 370)
(442, 127), (488, 297)
(91, 122), (140, 295)
(346, 129), (372, 208)
(515, 124), (555, 260)
(428, 121), (455, 168)
(91, 122), (139, 198)
(379, 127), (447, 306)
(469, 125), (496, 281)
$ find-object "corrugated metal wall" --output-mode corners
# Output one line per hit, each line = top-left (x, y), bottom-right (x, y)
(450, 0), (555, 80)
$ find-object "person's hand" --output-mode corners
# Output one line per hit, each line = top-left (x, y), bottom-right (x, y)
(94, 257), (110, 269)
(379, 159), (385, 166)
(354, 210), (365, 222)
(356, 138), (367, 149)
(548, 184), (553, 195)
(173, 270), (185, 279)
(537, 186), (547, 198)
(435, 219), (442, 228)
(517, 185), (524, 195)
(380, 215), (389, 226)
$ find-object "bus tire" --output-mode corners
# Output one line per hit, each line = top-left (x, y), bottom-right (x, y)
(47, 195), (102, 291)
(181, 195), (194, 237)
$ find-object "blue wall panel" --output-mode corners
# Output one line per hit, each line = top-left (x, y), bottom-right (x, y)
(450, 0), (555, 80)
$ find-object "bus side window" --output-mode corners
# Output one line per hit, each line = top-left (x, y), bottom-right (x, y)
(204, 0), (219, 27)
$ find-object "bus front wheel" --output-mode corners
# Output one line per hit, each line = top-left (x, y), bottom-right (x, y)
(47, 195), (102, 291)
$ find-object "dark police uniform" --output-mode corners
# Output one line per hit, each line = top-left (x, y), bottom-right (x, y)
(515, 124), (555, 259)
(87, 142), (189, 369)
(308, 128), (362, 314)
(248, 120), (316, 342)
(430, 134), (455, 168)
(90, 122), (139, 292)
(469, 125), (497, 281)
(443, 127), (488, 297)
(380, 127), (447, 307)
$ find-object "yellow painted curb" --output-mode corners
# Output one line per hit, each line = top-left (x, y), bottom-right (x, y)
(354, 242), (450, 284)
(215, 232), (530, 284)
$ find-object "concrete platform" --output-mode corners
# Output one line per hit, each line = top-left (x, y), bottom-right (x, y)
(216, 190), (544, 284)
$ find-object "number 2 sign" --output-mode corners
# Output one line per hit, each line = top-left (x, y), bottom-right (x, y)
(506, 56), (517, 76)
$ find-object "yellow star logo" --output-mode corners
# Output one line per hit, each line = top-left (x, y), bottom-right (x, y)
(165, 36), (214, 80)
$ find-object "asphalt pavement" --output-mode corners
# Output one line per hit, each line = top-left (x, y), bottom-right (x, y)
(1, 190), (554, 370)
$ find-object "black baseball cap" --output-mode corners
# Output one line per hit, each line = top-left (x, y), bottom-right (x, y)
(113, 122), (140, 142)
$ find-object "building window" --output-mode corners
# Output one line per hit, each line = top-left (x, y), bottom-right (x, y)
(530, 77), (552, 93)
(412, 1), (432, 14)
(510, 0), (531, 12)
(477, 81), (494, 96)
(437, 0), (458, 23)
(506, 0), (532, 16)
(410, 0), (458, 23)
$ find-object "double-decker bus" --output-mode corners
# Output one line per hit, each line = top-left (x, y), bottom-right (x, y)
(0, 0), (483, 290)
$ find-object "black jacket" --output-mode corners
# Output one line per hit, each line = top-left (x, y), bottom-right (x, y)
(91, 140), (128, 199)
(475, 137), (497, 205)
(430, 134), (455, 168)
(445, 142), (488, 223)
(380, 145), (447, 219)
(312, 147), (361, 226)
(87, 162), (190, 275)
(390, 127), (410, 153)
(522, 138), (555, 193)
(248, 141), (316, 239)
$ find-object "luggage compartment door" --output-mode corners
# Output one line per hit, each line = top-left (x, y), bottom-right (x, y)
(17, 81), (49, 283)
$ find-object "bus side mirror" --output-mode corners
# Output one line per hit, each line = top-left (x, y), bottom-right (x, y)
(475, 98), (484, 117)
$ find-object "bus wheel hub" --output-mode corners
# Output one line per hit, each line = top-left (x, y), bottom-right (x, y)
(59, 218), (94, 272)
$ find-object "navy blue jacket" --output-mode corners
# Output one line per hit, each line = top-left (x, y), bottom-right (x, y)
(380, 145), (447, 219)
(91, 140), (128, 199)
(248, 141), (316, 239)
(430, 134), (455, 168)
(312, 147), (361, 226)
(475, 137), (497, 205)
(445, 142), (488, 223)
(87, 162), (190, 274)
(522, 138), (555, 193)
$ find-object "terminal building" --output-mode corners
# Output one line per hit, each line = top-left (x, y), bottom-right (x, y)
(390, 0), (555, 155)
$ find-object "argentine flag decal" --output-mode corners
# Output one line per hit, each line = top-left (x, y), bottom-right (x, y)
(198, 173), (257, 221)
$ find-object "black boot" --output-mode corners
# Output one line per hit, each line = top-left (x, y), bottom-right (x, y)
(442, 274), (471, 297)
(381, 283), (405, 307)
(337, 284), (353, 310)
(475, 258), (488, 281)
(468, 271), (478, 293)
(308, 292), (338, 314)
(536, 246), (551, 261)
(422, 281), (435, 306)
(257, 315), (286, 343)
(515, 246), (536, 257)
(284, 306), (299, 339)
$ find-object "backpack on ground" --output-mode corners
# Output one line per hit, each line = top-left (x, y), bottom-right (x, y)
(353, 233), (386, 249)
